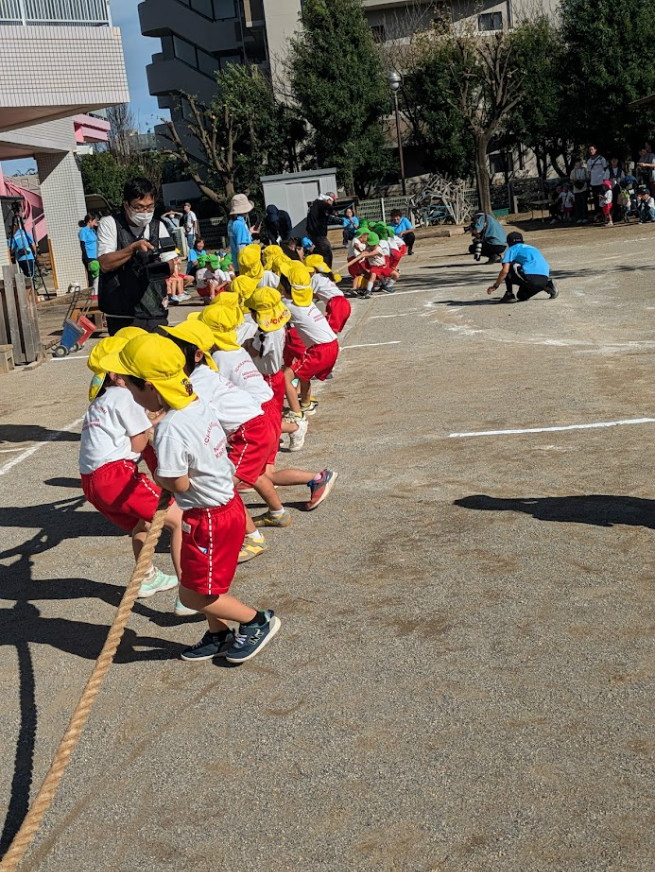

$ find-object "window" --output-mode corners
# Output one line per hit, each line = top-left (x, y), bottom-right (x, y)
(214, 0), (237, 19)
(489, 152), (512, 176)
(478, 11), (503, 31)
(197, 47), (219, 77)
(173, 35), (197, 67)
(191, 0), (213, 16)
(219, 53), (242, 70)
(371, 24), (386, 42)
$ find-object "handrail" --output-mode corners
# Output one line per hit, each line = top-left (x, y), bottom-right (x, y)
(0, 0), (112, 26)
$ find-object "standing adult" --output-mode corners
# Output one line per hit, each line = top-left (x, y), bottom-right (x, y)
(228, 193), (254, 271)
(306, 192), (338, 268)
(467, 211), (507, 264)
(389, 209), (416, 255)
(78, 213), (99, 280)
(570, 157), (589, 224)
(586, 145), (608, 215)
(8, 217), (37, 281)
(260, 204), (292, 246)
(181, 201), (198, 251)
(97, 176), (173, 336)
(637, 145), (655, 198)
(342, 207), (360, 246)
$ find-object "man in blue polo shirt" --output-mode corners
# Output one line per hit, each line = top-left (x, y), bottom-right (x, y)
(389, 209), (416, 255)
(9, 226), (37, 279)
(486, 231), (558, 303)
(468, 211), (507, 264)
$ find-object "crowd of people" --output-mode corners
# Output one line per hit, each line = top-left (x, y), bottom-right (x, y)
(81, 177), (417, 665)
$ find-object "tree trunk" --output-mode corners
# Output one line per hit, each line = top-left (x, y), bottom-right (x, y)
(474, 134), (492, 215)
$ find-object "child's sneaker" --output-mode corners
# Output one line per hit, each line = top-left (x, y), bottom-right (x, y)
(380, 280), (396, 294)
(253, 510), (292, 528)
(180, 628), (233, 661)
(225, 611), (281, 664)
(300, 398), (319, 416)
(178, 291), (192, 302)
(138, 568), (178, 598)
(238, 535), (268, 563)
(174, 596), (198, 617)
(306, 469), (338, 511)
(288, 416), (308, 451)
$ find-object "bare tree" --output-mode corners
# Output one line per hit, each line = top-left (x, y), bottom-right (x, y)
(106, 104), (137, 166)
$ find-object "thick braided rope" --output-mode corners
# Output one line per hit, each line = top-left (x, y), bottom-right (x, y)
(0, 491), (172, 872)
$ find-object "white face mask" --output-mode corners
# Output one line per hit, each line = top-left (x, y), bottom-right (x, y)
(126, 207), (154, 228)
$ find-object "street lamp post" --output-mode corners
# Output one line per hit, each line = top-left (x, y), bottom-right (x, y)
(388, 70), (406, 196)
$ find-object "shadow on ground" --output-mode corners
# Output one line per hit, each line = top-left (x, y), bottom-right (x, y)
(455, 493), (655, 528)
(0, 425), (80, 445)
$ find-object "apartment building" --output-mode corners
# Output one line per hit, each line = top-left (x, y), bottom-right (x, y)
(0, 0), (129, 292)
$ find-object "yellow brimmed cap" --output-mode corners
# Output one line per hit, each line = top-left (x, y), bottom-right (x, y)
(114, 326), (147, 342)
(284, 262), (313, 307)
(237, 244), (264, 280)
(230, 275), (259, 313)
(305, 254), (330, 274)
(244, 287), (290, 332)
(199, 304), (241, 351)
(87, 335), (130, 401)
(160, 320), (219, 371)
(262, 245), (283, 270)
(99, 334), (197, 410)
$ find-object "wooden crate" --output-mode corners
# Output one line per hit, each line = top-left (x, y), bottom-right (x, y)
(0, 266), (44, 366)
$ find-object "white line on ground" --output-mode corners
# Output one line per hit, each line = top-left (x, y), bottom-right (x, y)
(341, 341), (401, 350)
(51, 356), (90, 362)
(0, 447), (25, 453)
(0, 416), (84, 478)
(369, 312), (417, 319)
(371, 286), (462, 298)
(449, 417), (655, 439)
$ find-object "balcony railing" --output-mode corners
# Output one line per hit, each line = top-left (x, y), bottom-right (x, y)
(0, 0), (112, 26)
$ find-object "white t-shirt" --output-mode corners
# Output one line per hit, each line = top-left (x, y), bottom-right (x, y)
(558, 191), (574, 209)
(191, 364), (262, 434)
(212, 346), (274, 404)
(182, 210), (197, 233)
(251, 327), (286, 375)
(311, 273), (344, 302)
(601, 188), (613, 206)
(236, 312), (258, 345)
(348, 238), (365, 259)
(365, 245), (387, 268)
(286, 301), (337, 347)
(154, 398), (235, 511)
(79, 386), (151, 475)
(97, 216), (170, 257)
(258, 271), (281, 289)
(195, 267), (211, 289)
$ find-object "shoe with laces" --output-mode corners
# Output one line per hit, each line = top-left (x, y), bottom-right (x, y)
(225, 611), (281, 663)
(288, 416), (308, 451)
(306, 469), (338, 511)
(496, 290), (516, 304)
(300, 398), (319, 416)
(238, 535), (268, 563)
(253, 510), (292, 528)
(180, 628), (234, 661)
(174, 596), (198, 617)
(380, 280), (396, 294)
(138, 568), (178, 599)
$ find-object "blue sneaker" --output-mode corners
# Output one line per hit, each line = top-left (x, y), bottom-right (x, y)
(180, 629), (233, 662)
(137, 568), (178, 598)
(225, 611), (281, 664)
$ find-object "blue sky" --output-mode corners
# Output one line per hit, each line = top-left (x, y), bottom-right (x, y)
(112, 0), (167, 130)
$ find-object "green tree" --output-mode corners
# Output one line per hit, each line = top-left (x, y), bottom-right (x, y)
(162, 64), (294, 209)
(561, 0), (655, 154)
(79, 151), (130, 209)
(289, 0), (391, 196)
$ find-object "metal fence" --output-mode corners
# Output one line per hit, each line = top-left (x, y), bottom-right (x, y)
(0, 0), (111, 25)
(357, 196), (413, 224)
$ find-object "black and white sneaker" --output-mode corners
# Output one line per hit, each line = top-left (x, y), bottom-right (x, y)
(497, 290), (516, 303)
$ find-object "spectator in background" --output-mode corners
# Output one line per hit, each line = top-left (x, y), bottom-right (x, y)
(557, 184), (575, 222)
(637, 145), (655, 198)
(342, 207), (360, 246)
(606, 157), (625, 223)
(636, 186), (655, 223)
(570, 157), (588, 224)
(260, 204), (292, 246)
(306, 192), (338, 267)
(161, 209), (181, 233)
(9, 220), (37, 281)
(78, 213), (99, 286)
(467, 211), (506, 264)
(228, 193), (254, 270)
(186, 237), (206, 277)
(586, 145), (608, 215)
(548, 184), (563, 224)
(182, 201), (198, 250)
(388, 210), (416, 256)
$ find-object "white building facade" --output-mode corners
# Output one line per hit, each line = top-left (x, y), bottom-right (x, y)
(0, 0), (129, 292)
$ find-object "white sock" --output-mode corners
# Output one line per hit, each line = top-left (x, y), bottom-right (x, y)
(248, 530), (264, 542)
(270, 508), (285, 516)
(366, 280), (374, 292)
(143, 565), (156, 581)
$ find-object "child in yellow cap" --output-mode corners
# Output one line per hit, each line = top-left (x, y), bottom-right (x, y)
(100, 333), (281, 663)
(280, 262), (339, 419)
(230, 275), (259, 345)
(305, 254), (352, 334)
(80, 335), (185, 609)
(245, 288), (338, 510)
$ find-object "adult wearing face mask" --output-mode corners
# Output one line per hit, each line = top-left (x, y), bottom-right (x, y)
(97, 177), (172, 335)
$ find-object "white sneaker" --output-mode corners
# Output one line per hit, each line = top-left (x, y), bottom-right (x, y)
(178, 292), (191, 302)
(169, 295), (180, 303)
(174, 595), (198, 617)
(288, 416), (308, 451)
(138, 568), (178, 598)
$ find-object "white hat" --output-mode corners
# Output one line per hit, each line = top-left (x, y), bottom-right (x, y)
(230, 193), (255, 215)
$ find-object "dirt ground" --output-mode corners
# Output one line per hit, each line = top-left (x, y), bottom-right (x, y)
(1, 218), (655, 871)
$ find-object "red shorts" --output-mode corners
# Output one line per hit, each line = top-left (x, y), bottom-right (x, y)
(196, 286), (212, 299)
(81, 459), (163, 533)
(602, 203), (612, 217)
(141, 444), (159, 478)
(390, 244), (406, 267)
(293, 339), (339, 382)
(366, 261), (394, 279)
(325, 296), (351, 333)
(180, 496), (246, 596)
(283, 326), (306, 368)
(263, 370), (286, 465)
(228, 413), (276, 485)
(348, 259), (365, 279)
